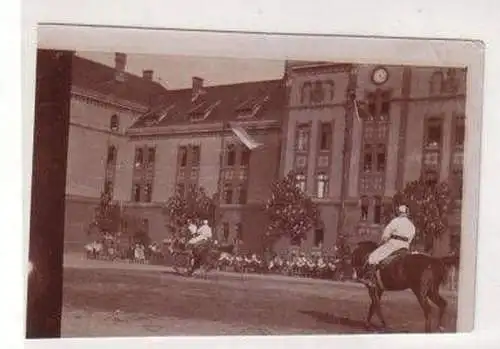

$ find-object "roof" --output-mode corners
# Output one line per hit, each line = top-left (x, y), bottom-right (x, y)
(71, 55), (168, 108)
(130, 78), (286, 129)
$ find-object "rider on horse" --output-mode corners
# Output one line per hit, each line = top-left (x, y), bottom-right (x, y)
(186, 219), (213, 261)
(360, 204), (416, 287)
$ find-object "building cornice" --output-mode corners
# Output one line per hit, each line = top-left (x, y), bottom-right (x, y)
(69, 121), (128, 138)
(126, 119), (281, 138)
(71, 86), (149, 113)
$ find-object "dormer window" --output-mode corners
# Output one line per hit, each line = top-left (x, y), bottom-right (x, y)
(188, 101), (220, 122)
(236, 95), (269, 119)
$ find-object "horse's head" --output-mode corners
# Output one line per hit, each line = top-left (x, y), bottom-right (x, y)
(350, 240), (378, 271)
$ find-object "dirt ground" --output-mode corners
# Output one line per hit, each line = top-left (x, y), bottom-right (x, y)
(61, 254), (457, 337)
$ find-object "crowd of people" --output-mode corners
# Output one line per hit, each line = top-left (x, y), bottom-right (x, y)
(216, 251), (348, 280)
(83, 232), (352, 281)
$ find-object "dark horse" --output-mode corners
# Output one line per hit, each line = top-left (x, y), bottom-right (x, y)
(351, 240), (459, 333)
(186, 242), (235, 276)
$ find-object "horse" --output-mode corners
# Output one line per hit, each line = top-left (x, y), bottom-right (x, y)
(186, 242), (235, 276)
(351, 240), (459, 333)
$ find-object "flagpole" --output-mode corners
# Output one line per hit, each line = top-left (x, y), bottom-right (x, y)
(336, 69), (357, 252)
(216, 121), (226, 238)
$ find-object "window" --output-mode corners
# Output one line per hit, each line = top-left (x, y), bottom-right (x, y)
(300, 82), (312, 104)
(423, 170), (439, 186)
(296, 125), (310, 152)
(316, 173), (329, 198)
(373, 196), (382, 224)
(376, 145), (386, 172)
(104, 180), (113, 195)
(314, 228), (324, 247)
(191, 145), (201, 166)
(360, 196), (369, 221)
(133, 184), (141, 202)
(144, 184), (152, 202)
(236, 223), (243, 241)
(147, 147), (156, 164)
(176, 183), (185, 197)
(107, 145), (116, 165)
(453, 169), (463, 199)
(178, 146), (188, 167)
(456, 118), (465, 147)
(223, 223), (230, 242)
(319, 122), (332, 151)
(226, 145), (236, 166)
(363, 145), (373, 172)
(295, 174), (306, 192)
(426, 118), (443, 148)
(367, 93), (377, 118)
(134, 148), (143, 167)
(430, 72), (443, 95)
(324, 80), (335, 100)
(110, 114), (119, 131)
(223, 183), (233, 204)
(450, 231), (461, 255)
(240, 148), (251, 166)
(310, 80), (325, 104)
(380, 94), (391, 120)
(238, 185), (248, 204)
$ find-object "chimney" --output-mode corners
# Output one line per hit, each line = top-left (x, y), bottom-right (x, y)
(142, 69), (154, 81)
(192, 76), (204, 99)
(115, 52), (127, 82)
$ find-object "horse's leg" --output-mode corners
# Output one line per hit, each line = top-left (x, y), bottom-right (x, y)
(364, 287), (377, 329)
(412, 287), (433, 333)
(428, 286), (448, 332)
(372, 288), (387, 330)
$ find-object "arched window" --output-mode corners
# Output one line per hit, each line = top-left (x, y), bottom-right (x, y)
(316, 172), (329, 199)
(110, 114), (119, 131)
(429, 71), (443, 95)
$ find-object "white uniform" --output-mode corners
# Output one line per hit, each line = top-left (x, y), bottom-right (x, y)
(368, 215), (416, 265)
(188, 223), (198, 236)
(188, 223), (212, 244)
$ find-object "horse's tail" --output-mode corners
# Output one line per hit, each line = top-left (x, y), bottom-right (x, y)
(433, 254), (459, 287)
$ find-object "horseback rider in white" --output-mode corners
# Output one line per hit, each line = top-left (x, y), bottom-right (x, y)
(361, 204), (416, 287)
(187, 219), (198, 238)
(187, 219), (213, 251)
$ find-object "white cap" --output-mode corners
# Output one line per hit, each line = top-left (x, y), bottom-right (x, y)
(398, 205), (409, 215)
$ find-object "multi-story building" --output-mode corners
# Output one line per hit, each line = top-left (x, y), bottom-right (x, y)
(64, 53), (168, 250)
(278, 61), (465, 256)
(64, 55), (465, 258)
(125, 77), (286, 253)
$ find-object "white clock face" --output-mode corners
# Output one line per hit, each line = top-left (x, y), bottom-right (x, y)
(372, 68), (388, 84)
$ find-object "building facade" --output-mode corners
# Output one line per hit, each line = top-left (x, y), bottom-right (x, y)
(64, 55), (465, 257)
(64, 53), (168, 250)
(276, 61), (465, 256)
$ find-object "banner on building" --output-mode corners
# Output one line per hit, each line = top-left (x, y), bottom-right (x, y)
(229, 122), (263, 150)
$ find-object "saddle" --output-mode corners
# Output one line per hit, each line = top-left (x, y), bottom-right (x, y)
(377, 248), (408, 270)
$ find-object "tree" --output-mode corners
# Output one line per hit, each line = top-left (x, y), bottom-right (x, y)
(385, 177), (453, 252)
(162, 185), (218, 237)
(264, 171), (320, 248)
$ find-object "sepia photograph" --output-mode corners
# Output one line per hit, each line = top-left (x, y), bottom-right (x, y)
(25, 26), (483, 340)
